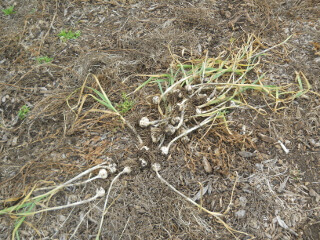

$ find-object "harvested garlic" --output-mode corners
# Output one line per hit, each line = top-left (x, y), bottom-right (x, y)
(139, 117), (150, 128)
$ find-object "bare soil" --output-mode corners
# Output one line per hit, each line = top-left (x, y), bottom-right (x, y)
(0, 0), (319, 239)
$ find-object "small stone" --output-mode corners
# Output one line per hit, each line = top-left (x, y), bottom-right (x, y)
(2, 96), (7, 103)
(259, 153), (270, 160)
(255, 163), (263, 170)
(275, 144), (281, 150)
(239, 196), (247, 207)
(235, 210), (246, 218)
(249, 219), (258, 229)
(225, 10), (231, 18)
(309, 188), (318, 197)
(258, 133), (275, 143)
(214, 148), (220, 157)
(202, 157), (212, 173)
(58, 214), (66, 222)
(238, 151), (255, 158)
(197, 94), (207, 99)
(11, 136), (18, 146)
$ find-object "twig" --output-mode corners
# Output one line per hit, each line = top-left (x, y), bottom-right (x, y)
(152, 163), (254, 239)
(224, 172), (238, 215)
(38, 0), (58, 55)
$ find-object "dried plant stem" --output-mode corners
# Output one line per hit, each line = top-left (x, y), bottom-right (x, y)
(70, 199), (103, 240)
(224, 172), (238, 215)
(152, 164), (254, 239)
(122, 118), (143, 146)
(96, 167), (131, 240)
(152, 164), (223, 217)
(251, 35), (292, 59)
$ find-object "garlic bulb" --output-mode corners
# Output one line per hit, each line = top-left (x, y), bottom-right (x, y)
(165, 124), (176, 135)
(152, 96), (160, 104)
(151, 127), (163, 143)
(160, 146), (169, 155)
(139, 117), (150, 128)
(152, 163), (161, 172)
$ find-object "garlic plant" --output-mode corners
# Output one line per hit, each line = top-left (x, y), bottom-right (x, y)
(0, 160), (133, 240)
(16, 188), (106, 216)
(137, 35), (301, 155)
(36, 168), (109, 191)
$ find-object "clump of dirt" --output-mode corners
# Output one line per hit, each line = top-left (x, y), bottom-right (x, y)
(1, 0), (319, 239)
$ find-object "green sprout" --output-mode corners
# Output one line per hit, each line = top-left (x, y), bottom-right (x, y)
(36, 56), (53, 64)
(58, 29), (81, 41)
(116, 92), (134, 114)
(18, 105), (30, 120)
(2, 6), (15, 15)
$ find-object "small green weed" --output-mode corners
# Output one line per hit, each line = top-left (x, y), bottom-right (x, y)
(18, 105), (30, 120)
(67, 74), (143, 145)
(36, 56), (53, 64)
(116, 92), (134, 114)
(2, 6), (15, 15)
(58, 29), (81, 41)
(30, 8), (36, 14)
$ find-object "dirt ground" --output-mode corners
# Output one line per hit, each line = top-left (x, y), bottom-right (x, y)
(0, 0), (319, 239)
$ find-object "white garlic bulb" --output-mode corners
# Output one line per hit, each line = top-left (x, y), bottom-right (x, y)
(139, 117), (150, 128)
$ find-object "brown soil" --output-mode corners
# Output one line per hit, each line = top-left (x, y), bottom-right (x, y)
(1, 0), (319, 239)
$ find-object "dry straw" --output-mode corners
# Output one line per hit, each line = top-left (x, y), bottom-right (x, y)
(67, 73), (144, 146)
